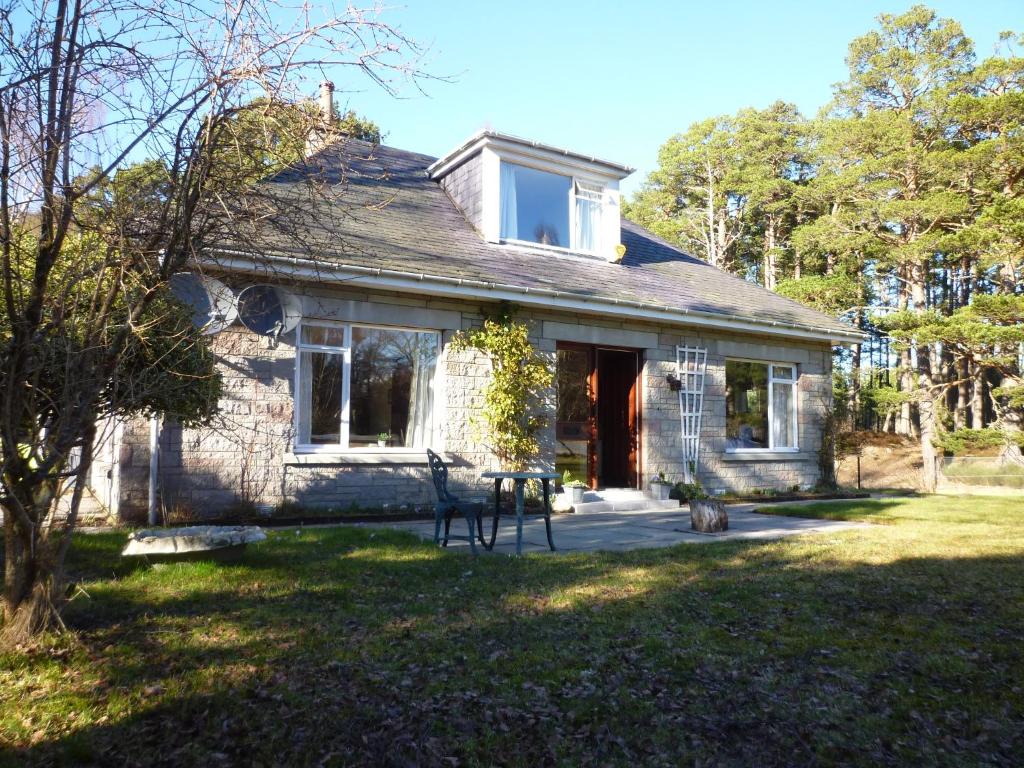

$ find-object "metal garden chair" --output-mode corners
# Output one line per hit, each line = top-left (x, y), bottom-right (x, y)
(426, 449), (482, 555)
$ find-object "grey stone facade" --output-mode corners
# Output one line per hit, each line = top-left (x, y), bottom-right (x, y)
(437, 152), (483, 234)
(109, 285), (832, 521)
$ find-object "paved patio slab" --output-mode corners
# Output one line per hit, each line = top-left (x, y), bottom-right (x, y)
(382, 503), (867, 555)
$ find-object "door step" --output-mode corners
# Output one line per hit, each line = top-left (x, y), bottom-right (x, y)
(570, 488), (679, 514)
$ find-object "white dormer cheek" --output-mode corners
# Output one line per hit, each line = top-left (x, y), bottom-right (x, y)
(601, 184), (622, 262)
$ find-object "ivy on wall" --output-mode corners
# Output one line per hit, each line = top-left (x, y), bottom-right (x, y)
(450, 305), (554, 470)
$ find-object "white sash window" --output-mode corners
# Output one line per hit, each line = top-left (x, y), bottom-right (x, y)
(498, 161), (604, 254)
(725, 360), (798, 452)
(295, 322), (440, 451)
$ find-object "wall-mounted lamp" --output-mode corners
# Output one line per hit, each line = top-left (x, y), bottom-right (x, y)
(666, 373), (682, 392)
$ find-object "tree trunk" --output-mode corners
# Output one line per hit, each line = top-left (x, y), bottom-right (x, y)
(897, 354), (916, 436)
(1, 434), (93, 648)
(1000, 257), (1018, 295)
(954, 355), (969, 430)
(996, 373), (1024, 468)
(705, 165), (718, 268)
(971, 361), (985, 428)
(848, 309), (863, 429)
(917, 340), (944, 493)
(763, 218), (778, 290)
(919, 389), (939, 493)
(716, 210), (729, 271)
(2, 496), (62, 646)
(690, 500), (728, 533)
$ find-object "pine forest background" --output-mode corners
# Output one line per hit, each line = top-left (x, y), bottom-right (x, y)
(623, 5), (1024, 489)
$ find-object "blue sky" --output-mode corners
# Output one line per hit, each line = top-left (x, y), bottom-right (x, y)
(330, 1), (1021, 196)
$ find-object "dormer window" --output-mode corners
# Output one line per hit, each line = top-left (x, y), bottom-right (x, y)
(429, 131), (634, 261)
(498, 161), (603, 253)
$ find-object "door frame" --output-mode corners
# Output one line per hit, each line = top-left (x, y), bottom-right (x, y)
(556, 342), (643, 490)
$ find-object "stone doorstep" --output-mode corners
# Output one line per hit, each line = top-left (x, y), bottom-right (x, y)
(571, 488), (681, 515)
(572, 498), (680, 514)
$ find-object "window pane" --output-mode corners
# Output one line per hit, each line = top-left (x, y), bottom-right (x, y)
(556, 439), (588, 484)
(499, 162), (570, 248)
(557, 348), (592, 423)
(772, 365), (794, 380)
(297, 350), (343, 444)
(772, 381), (795, 448)
(302, 325), (346, 347)
(725, 361), (769, 449)
(349, 328), (438, 448)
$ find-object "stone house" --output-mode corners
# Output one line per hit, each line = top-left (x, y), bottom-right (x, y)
(89, 118), (860, 521)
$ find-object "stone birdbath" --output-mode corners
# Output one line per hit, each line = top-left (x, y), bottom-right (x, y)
(122, 525), (267, 563)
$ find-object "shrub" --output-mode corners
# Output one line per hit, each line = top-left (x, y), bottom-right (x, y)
(935, 427), (1015, 456)
(449, 305), (554, 470)
(671, 481), (708, 502)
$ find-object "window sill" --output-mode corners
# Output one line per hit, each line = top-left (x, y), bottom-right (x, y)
(497, 238), (606, 261)
(284, 450), (437, 466)
(721, 451), (812, 463)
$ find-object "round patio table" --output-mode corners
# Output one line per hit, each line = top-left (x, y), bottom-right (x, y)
(480, 471), (559, 555)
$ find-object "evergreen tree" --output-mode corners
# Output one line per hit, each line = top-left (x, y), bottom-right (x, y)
(626, 5), (1023, 490)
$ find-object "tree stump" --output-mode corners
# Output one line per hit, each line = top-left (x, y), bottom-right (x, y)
(690, 499), (728, 532)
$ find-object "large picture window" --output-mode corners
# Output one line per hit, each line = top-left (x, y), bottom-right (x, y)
(725, 361), (798, 451)
(499, 161), (603, 253)
(295, 322), (440, 450)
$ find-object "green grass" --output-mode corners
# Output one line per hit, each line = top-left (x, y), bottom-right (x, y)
(2, 496), (1023, 766)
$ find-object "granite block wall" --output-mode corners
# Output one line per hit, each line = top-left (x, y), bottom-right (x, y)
(111, 284), (832, 520)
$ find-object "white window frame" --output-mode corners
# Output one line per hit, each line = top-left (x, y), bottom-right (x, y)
(292, 320), (441, 453)
(498, 160), (605, 255)
(724, 359), (799, 453)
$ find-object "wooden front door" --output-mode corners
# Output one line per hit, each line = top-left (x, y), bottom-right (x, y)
(556, 344), (640, 489)
(596, 349), (639, 488)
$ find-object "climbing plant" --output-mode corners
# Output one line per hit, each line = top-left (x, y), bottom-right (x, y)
(450, 306), (554, 470)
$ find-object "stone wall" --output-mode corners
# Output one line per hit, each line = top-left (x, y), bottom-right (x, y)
(641, 332), (831, 495)
(437, 153), (483, 234)
(114, 284), (832, 520)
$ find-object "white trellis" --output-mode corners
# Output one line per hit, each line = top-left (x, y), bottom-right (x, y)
(676, 346), (708, 484)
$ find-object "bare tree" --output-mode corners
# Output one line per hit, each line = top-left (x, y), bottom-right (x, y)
(0, 0), (429, 646)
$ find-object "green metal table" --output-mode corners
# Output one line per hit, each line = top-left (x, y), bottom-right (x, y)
(480, 471), (559, 555)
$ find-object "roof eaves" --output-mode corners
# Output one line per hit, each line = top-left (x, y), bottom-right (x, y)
(205, 246), (866, 344)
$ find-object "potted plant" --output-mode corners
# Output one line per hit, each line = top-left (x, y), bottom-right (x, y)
(562, 470), (587, 505)
(376, 431), (391, 448)
(649, 471), (672, 501)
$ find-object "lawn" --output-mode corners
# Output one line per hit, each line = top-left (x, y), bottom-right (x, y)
(2, 496), (1023, 766)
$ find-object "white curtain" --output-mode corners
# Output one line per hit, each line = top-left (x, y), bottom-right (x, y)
(297, 351), (313, 444)
(771, 381), (793, 448)
(574, 182), (602, 252)
(499, 162), (518, 240)
(404, 338), (437, 448)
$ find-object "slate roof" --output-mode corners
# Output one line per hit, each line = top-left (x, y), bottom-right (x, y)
(217, 137), (860, 341)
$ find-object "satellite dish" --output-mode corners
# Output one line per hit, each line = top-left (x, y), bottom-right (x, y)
(237, 284), (301, 339)
(168, 273), (238, 335)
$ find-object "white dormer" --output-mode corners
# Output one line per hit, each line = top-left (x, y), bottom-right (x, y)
(428, 131), (634, 262)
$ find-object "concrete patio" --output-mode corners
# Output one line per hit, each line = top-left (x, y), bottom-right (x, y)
(383, 502), (867, 554)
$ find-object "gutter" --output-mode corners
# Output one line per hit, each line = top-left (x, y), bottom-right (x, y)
(427, 130), (635, 180)
(204, 247), (866, 345)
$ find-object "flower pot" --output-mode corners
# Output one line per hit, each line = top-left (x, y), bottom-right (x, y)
(376, 440), (387, 448)
(690, 499), (728, 532)
(650, 481), (672, 501)
(571, 486), (586, 505)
